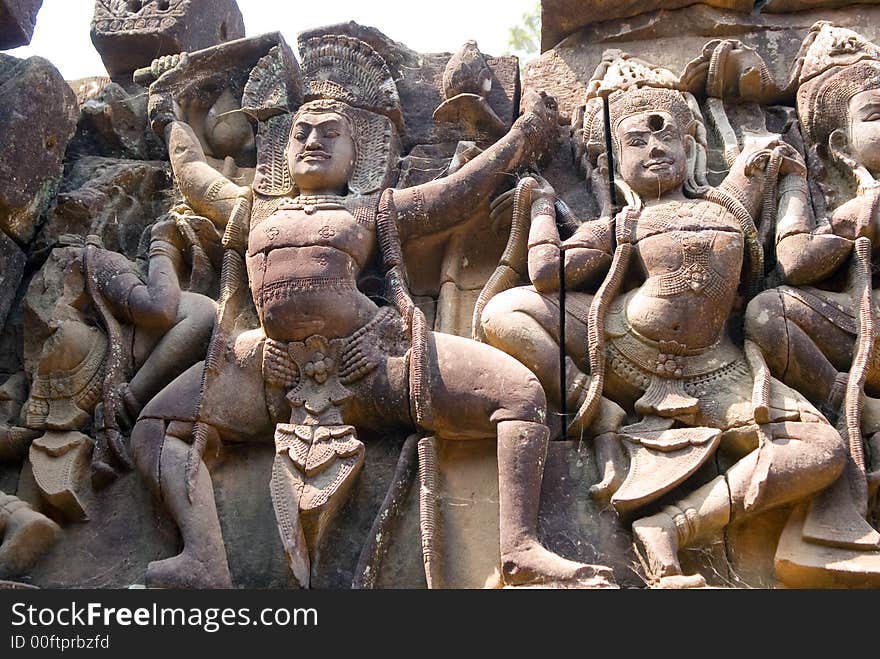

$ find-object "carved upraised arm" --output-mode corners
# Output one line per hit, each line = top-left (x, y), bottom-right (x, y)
(526, 178), (612, 293)
(395, 91), (559, 243)
(166, 121), (251, 230)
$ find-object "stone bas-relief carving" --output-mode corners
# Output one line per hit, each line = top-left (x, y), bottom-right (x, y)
(130, 32), (614, 590)
(738, 22), (880, 585)
(6, 0), (880, 589)
(481, 52), (849, 588)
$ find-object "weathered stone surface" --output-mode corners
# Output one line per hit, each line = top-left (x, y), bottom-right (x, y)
(0, 231), (24, 334)
(67, 76), (112, 106)
(16, 433), (419, 589)
(526, 4), (880, 122)
(68, 82), (166, 161)
(35, 158), (171, 261)
(299, 23), (520, 151)
(762, 0), (880, 11)
(0, 54), (77, 245)
(15, 460), (177, 589)
(90, 0), (246, 79)
(540, 0), (754, 51)
(21, 247), (87, 378)
(0, 0), (41, 49)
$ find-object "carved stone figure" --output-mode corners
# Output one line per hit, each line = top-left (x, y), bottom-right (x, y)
(480, 53), (846, 587)
(131, 34), (613, 590)
(734, 22), (880, 584)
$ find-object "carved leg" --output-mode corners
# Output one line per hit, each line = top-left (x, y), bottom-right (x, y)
(632, 477), (729, 588)
(497, 419), (613, 587)
(480, 287), (591, 410)
(745, 290), (852, 413)
(127, 292), (217, 418)
(131, 419), (231, 589)
(0, 493), (60, 579)
(632, 421), (846, 588)
(421, 332), (615, 587)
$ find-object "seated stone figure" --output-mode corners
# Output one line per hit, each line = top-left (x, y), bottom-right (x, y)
(746, 23), (880, 435)
(131, 35), (612, 589)
(480, 54), (846, 587)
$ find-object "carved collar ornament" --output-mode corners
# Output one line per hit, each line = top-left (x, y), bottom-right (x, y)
(278, 194), (347, 214)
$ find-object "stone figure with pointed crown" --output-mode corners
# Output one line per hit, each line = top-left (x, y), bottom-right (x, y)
(133, 33), (614, 589)
(479, 51), (847, 587)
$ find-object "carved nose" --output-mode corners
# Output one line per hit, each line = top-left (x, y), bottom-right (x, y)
(649, 142), (666, 157)
(304, 131), (322, 149)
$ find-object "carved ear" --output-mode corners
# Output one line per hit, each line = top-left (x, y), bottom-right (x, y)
(829, 127), (877, 189)
(684, 133), (698, 179)
(828, 128), (861, 173)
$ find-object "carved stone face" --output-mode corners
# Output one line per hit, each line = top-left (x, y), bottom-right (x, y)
(288, 112), (356, 195)
(847, 87), (880, 175)
(616, 111), (687, 200)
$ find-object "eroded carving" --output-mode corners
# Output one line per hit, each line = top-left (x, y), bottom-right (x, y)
(480, 52), (847, 588)
(133, 32), (615, 590)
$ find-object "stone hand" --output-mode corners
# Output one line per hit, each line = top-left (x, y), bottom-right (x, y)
(741, 133), (803, 175)
(147, 53), (190, 135)
(150, 217), (187, 252)
(150, 53), (189, 81)
(528, 174), (556, 203)
(688, 39), (781, 103)
(516, 90), (560, 163)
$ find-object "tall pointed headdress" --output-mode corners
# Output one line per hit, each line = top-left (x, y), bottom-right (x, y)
(796, 21), (880, 151)
(581, 51), (700, 158)
(249, 33), (402, 207)
(577, 51), (707, 195)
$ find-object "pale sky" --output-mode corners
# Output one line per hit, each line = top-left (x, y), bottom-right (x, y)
(8, 0), (539, 80)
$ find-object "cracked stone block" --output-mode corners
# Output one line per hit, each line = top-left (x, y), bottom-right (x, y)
(90, 0), (246, 79)
(0, 0), (42, 49)
(0, 53), (78, 245)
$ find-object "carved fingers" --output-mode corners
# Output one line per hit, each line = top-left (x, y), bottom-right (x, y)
(516, 90), (560, 163)
(150, 52), (189, 81)
(529, 174), (557, 203)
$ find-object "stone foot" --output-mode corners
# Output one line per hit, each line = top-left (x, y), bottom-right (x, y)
(0, 508), (60, 578)
(652, 574), (708, 589)
(145, 550), (232, 590)
(632, 511), (685, 584)
(501, 540), (616, 588)
(589, 433), (626, 503)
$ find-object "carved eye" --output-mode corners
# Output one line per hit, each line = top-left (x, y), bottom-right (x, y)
(293, 131), (307, 141)
(863, 112), (880, 122)
(324, 129), (341, 138)
(629, 139), (647, 147)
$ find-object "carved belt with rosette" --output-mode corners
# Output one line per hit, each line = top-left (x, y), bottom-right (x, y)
(605, 292), (741, 421)
(604, 292), (743, 514)
(261, 307), (403, 586)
